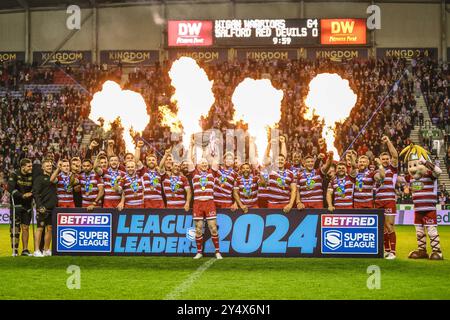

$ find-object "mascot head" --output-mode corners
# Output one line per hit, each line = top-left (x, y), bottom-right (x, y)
(399, 143), (430, 180)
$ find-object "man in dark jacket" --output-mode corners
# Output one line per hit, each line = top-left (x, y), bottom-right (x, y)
(33, 159), (57, 257)
(8, 158), (33, 256)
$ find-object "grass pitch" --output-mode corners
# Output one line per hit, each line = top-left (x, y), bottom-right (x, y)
(0, 225), (449, 300)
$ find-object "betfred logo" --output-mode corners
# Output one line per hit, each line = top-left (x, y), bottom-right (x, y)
(56, 213), (112, 253)
(322, 215), (376, 227)
(168, 20), (213, 47)
(58, 213), (110, 225)
(321, 19), (366, 45)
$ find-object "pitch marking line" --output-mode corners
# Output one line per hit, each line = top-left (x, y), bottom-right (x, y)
(164, 258), (217, 300)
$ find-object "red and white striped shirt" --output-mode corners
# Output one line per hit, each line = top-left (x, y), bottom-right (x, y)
(78, 171), (104, 208)
(329, 175), (355, 208)
(266, 169), (295, 205)
(258, 170), (270, 199)
(285, 163), (303, 178)
(102, 167), (125, 203)
(213, 167), (237, 206)
(375, 165), (397, 203)
(123, 172), (145, 208)
(234, 174), (259, 207)
(353, 169), (376, 204)
(141, 168), (163, 202)
(297, 169), (324, 204)
(56, 172), (74, 207)
(162, 174), (190, 208)
(191, 169), (215, 201)
(406, 171), (437, 212)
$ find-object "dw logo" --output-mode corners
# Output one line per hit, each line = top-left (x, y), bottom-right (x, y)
(60, 229), (77, 248)
(324, 230), (342, 250)
(186, 227), (196, 241)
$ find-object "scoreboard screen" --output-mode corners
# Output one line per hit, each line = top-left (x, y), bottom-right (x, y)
(214, 19), (320, 46)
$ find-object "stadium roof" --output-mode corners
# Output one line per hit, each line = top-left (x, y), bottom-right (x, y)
(0, 0), (445, 12)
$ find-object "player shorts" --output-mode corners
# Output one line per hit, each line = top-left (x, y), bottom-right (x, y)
(193, 200), (216, 220)
(103, 199), (121, 209)
(10, 207), (32, 226)
(334, 205), (354, 210)
(375, 200), (397, 215)
(37, 210), (52, 227)
(267, 202), (288, 209)
(245, 203), (259, 209)
(167, 204), (185, 209)
(354, 201), (374, 209)
(415, 210), (437, 226)
(258, 198), (268, 208)
(58, 202), (75, 208)
(215, 202), (233, 209)
(144, 199), (165, 209)
(303, 201), (323, 209)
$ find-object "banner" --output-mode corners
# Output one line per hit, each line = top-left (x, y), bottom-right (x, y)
(214, 19), (320, 47)
(376, 48), (437, 60)
(168, 20), (213, 47)
(0, 51), (25, 63)
(320, 19), (366, 45)
(236, 49), (297, 61)
(0, 207), (37, 224)
(33, 51), (92, 65)
(100, 50), (159, 65)
(52, 208), (383, 258)
(168, 49), (228, 63)
(307, 48), (368, 61)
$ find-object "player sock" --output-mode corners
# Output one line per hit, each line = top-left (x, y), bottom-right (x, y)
(211, 235), (220, 253)
(426, 226), (441, 253)
(383, 232), (390, 252)
(195, 235), (203, 253)
(415, 225), (427, 251)
(388, 231), (397, 254)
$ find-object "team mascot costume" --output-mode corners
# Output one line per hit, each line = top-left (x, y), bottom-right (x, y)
(400, 143), (444, 260)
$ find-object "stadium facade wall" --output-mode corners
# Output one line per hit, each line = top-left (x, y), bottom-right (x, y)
(30, 9), (93, 51)
(0, 2), (448, 60)
(0, 12), (25, 51)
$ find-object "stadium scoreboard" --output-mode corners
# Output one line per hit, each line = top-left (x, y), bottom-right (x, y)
(214, 19), (320, 46)
(168, 18), (366, 48)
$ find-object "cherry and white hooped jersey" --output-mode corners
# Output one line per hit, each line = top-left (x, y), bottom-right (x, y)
(266, 169), (295, 205)
(258, 170), (270, 199)
(353, 169), (377, 204)
(285, 163), (303, 178)
(56, 172), (75, 206)
(162, 174), (190, 207)
(141, 168), (163, 202)
(122, 172), (145, 208)
(375, 165), (397, 203)
(78, 171), (104, 207)
(191, 168), (215, 201)
(406, 171), (438, 212)
(329, 175), (355, 208)
(102, 167), (125, 203)
(213, 167), (237, 206)
(297, 169), (324, 204)
(234, 174), (259, 207)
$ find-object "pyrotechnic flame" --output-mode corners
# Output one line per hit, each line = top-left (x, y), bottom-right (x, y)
(232, 78), (283, 164)
(160, 105), (182, 133)
(168, 57), (215, 149)
(304, 73), (357, 160)
(90, 81), (149, 152)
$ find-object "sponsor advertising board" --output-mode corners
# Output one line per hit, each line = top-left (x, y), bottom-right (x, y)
(53, 209), (383, 258)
